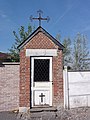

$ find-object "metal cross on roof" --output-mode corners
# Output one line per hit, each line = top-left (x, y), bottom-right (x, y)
(30, 10), (50, 27)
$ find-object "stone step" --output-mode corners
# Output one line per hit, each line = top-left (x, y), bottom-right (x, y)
(30, 107), (57, 113)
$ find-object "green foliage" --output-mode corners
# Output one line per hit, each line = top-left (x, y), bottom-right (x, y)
(9, 24), (34, 62)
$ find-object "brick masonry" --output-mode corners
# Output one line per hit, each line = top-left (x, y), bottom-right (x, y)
(0, 63), (20, 111)
(19, 31), (64, 108)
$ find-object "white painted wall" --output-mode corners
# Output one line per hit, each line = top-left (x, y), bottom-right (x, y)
(63, 68), (90, 108)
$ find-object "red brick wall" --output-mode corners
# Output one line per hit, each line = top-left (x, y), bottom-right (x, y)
(53, 50), (63, 106)
(19, 32), (63, 108)
(0, 63), (20, 111)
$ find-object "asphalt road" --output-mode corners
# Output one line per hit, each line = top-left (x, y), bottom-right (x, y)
(0, 108), (90, 120)
(0, 112), (20, 120)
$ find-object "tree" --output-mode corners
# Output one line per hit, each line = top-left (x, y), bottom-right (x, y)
(56, 34), (72, 68)
(9, 24), (34, 62)
(63, 38), (72, 67)
(73, 33), (89, 70)
(82, 35), (90, 69)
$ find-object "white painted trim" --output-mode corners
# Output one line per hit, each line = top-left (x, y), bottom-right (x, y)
(31, 57), (52, 107)
(63, 66), (69, 109)
(2, 62), (20, 65)
(26, 49), (57, 56)
(33, 88), (50, 90)
(31, 57), (34, 107)
(50, 57), (52, 106)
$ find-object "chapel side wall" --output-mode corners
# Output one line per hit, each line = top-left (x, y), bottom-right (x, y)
(19, 49), (30, 107)
(53, 50), (63, 107)
(0, 63), (20, 112)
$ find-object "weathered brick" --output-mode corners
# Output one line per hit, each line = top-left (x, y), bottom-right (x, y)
(0, 63), (20, 111)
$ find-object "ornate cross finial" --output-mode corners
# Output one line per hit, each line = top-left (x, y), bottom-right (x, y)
(30, 10), (50, 27)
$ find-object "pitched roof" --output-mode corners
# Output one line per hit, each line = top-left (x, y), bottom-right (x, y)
(18, 26), (64, 50)
(0, 52), (10, 58)
(0, 52), (11, 63)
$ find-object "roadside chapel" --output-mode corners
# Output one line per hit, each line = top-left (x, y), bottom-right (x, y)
(18, 26), (64, 112)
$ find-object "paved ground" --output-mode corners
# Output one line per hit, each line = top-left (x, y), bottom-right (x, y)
(0, 107), (90, 120)
(0, 112), (20, 120)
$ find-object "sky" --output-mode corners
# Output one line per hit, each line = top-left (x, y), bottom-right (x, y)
(0, 0), (90, 52)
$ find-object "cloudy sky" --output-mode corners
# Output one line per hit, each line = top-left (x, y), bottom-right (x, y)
(0, 0), (90, 52)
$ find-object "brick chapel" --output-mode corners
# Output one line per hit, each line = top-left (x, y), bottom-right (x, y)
(18, 26), (64, 112)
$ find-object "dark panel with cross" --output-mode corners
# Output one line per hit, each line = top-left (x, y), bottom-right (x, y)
(39, 93), (45, 103)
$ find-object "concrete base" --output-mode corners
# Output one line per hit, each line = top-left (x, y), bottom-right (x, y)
(19, 107), (30, 112)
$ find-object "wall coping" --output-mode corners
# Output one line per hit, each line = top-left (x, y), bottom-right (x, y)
(2, 62), (20, 65)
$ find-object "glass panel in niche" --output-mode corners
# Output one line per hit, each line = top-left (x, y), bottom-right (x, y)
(34, 59), (49, 82)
